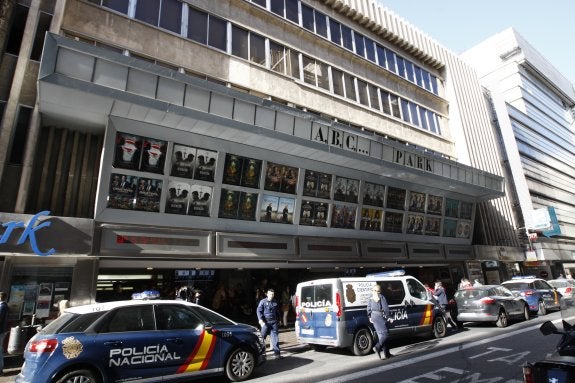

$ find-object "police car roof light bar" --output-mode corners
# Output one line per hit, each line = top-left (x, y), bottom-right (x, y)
(366, 269), (406, 278)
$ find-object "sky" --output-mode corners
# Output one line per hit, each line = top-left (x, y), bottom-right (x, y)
(378, 0), (575, 84)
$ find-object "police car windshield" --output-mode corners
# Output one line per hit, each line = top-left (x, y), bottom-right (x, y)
(195, 306), (235, 325)
(502, 282), (529, 290)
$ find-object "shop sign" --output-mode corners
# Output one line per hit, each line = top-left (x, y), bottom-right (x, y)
(393, 149), (434, 173)
(0, 211), (55, 256)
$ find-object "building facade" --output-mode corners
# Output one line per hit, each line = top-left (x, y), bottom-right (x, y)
(462, 28), (575, 279)
(0, 0), (508, 324)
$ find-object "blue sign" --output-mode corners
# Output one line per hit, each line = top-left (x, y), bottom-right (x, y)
(0, 211), (55, 256)
(542, 207), (561, 237)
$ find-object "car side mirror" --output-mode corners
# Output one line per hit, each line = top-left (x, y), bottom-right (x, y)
(540, 320), (559, 336)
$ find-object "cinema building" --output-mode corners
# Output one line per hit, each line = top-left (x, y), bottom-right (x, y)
(0, 0), (513, 321)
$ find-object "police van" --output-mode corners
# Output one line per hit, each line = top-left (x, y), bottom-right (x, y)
(294, 271), (447, 356)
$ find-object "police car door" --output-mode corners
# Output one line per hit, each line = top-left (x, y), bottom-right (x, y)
(298, 283), (337, 342)
(380, 280), (412, 337)
(154, 304), (222, 380)
(96, 305), (164, 381)
(404, 278), (435, 334)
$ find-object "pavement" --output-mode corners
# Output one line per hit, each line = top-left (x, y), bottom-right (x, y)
(0, 327), (303, 383)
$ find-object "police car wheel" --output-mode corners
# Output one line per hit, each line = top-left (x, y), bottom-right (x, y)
(54, 368), (100, 383)
(432, 317), (447, 338)
(351, 328), (373, 356)
(537, 301), (547, 316)
(522, 305), (530, 321)
(225, 348), (256, 382)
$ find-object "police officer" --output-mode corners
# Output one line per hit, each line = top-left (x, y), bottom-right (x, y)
(257, 288), (282, 359)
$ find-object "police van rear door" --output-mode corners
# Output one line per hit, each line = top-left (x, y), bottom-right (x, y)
(297, 281), (338, 343)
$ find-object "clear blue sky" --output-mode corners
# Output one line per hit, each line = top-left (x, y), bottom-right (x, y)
(379, 0), (575, 84)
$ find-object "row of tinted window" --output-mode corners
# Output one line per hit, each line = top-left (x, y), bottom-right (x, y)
(89, 0), (441, 135)
(247, 0), (440, 96)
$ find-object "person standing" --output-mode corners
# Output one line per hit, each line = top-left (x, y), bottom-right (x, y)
(434, 281), (457, 329)
(367, 284), (392, 359)
(0, 292), (9, 375)
(280, 285), (291, 328)
(257, 288), (282, 359)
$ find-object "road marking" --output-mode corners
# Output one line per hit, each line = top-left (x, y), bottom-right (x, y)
(316, 320), (553, 383)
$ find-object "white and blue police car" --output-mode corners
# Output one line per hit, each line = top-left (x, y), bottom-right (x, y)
(15, 299), (266, 383)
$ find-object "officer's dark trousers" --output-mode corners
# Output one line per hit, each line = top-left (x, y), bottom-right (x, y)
(372, 314), (389, 355)
(261, 320), (280, 355)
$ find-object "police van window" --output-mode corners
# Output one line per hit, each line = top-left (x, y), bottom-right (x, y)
(102, 306), (155, 332)
(59, 312), (106, 333)
(406, 279), (427, 300)
(301, 284), (332, 305)
(156, 305), (203, 330)
(380, 281), (405, 305)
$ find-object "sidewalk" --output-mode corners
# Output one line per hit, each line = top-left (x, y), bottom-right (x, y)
(0, 328), (304, 383)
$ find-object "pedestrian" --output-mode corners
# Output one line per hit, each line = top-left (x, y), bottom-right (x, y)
(434, 281), (457, 329)
(367, 284), (392, 359)
(458, 278), (472, 289)
(281, 285), (291, 328)
(257, 288), (282, 359)
(0, 292), (9, 375)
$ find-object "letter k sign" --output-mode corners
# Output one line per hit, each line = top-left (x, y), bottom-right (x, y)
(0, 211), (55, 256)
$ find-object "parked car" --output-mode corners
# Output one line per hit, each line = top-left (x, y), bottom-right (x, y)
(547, 279), (575, 299)
(453, 285), (530, 327)
(16, 300), (266, 383)
(501, 276), (561, 315)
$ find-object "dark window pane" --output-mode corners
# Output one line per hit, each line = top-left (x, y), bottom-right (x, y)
(208, 15), (226, 51)
(365, 37), (375, 62)
(10, 106), (32, 165)
(270, 0), (284, 17)
(380, 90), (391, 114)
(102, 0), (129, 14)
(390, 95), (400, 118)
(341, 24), (353, 50)
(135, 0), (160, 26)
(409, 103), (419, 126)
(357, 80), (369, 106)
(421, 70), (431, 91)
(270, 41), (285, 74)
(188, 8), (207, 44)
(302, 4), (314, 31)
(30, 12), (52, 61)
(250, 33), (266, 65)
(376, 45), (386, 67)
(287, 49), (299, 79)
(6, 4), (28, 55)
(285, 0), (299, 23)
(232, 26), (249, 59)
(385, 49), (396, 73)
(414, 66), (423, 87)
(317, 62), (329, 90)
(368, 84), (380, 111)
(159, 0), (182, 33)
(396, 57), (405, 78)
(404, 60), (414, 82)
(343, 73), (356, 101)
(400, 99), (410, 123)
(315, 11), (327, 37)
(354, 33), (365, 57)
(329, 19), (341, 45)
(251, 0), (266, 7)
(332, 68), (344, 96)
(419, 108), (429, 131)
(430, 75), (439, 95)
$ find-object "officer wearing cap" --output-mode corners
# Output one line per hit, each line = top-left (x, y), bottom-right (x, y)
(257, 288), (282, 359)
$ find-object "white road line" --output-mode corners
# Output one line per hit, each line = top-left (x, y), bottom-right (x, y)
(316, 320), (555, 383)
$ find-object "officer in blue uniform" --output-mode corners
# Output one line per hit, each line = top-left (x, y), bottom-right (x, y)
(257, 288), (282, 359)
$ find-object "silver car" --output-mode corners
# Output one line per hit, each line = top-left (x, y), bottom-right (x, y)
(547, 279), (575, 299)
(454, 285), (530, 327)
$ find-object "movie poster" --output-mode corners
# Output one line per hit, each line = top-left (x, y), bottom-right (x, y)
(188, 185), (212, 217)
(425, 217), (441, 236)
(241, 158), (262, 189)
(386, 187), (406, 210)
(108, 173), (137, 210)
(443, 219), (457, 237)
(302, 170), (319, 197)
(165, 181), (191, 215)
(457, 221), (471, 238)
(427, 195), (443, 215)
(299, 200), (314, 226)
(170, 144), (197, 178)
(219, 189), (240, 218)
(360, 208), (382, 231)
(331, 204), (357, 229)
(445, 198), (459, 218)
(317, 172), (332, 199)
(277, 197), (295, 224)
(238, 192), (258, 221)
(195, 149), (217, 182)
(406, 213), (424, 235)
(113, 132), (142, 170)
(333, 177), (347, 202)
(408, 192), (426, 213)
(362, 182), (385, 207)
(313, 202), (328, 227)
(223, 154), (242, 185)
(280, 165), (299, 194)
(140, 138), (167, 174)
(260, 195), (280, 222)
(135, 177), (162, 212)
(264, 162), (283, 192)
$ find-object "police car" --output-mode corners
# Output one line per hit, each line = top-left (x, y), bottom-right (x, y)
(15, 300), (266, 383)
(501, 276), (561, 315)
(295, 271), (447, 356)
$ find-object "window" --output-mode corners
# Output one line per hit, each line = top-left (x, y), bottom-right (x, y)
(287, 49), (300, 79)
(357, 79), (369, 106)
(251, 0), (266, 7)
(430, 75), (439, 95)
(332, 68), (344, 96)
(406, 279), (427, 300)
(250, 33), (266, 65)
(404, 60), (414, 82)
(419, 108), (429, 131)
(135, 0), (160, 26)
(103, 306), (155, 332)
(270, 0), (284, 17)
(343, 73), (356, 101)
(409, 102), (419, 126)
(414, 66), (423, 87)
(159, 0), (182, 34)
(6, 4), (28, 56)
(301, 284), (333, 306)
(421, 70), (431, 91)
(396, 57), (405, 78)
(10, 106), (32, 165)
(315, 11), (328, 38)
(385, 49), (396, 73)
(365, 37), (376, 62)
(317, 61), (329, 90)
(429, 113), (440, 134)
(208, 15), (227, 51)
(400, 99), (410, 123)
(329, 19), (341, 45)
(390, 94), (401, 118)
(354, 33), (365, 57)
(155, 305), (203, 330)
(92, 0), (129, 14)
(376, 44), (386, 68)
(187, 8), (208, 44)
(341, 24), (353, 50)
(380, 90), (390, 115)
(368, 84), (380, 111)
(270, 41), (286, 74)
(30, 12), (52, 61)
(232, 26), (249, 59)
(302, 3), (314, 31)
(302, 55), (317, 86)
(285, 0), (298, 23)
(381, 281), (405, 305)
